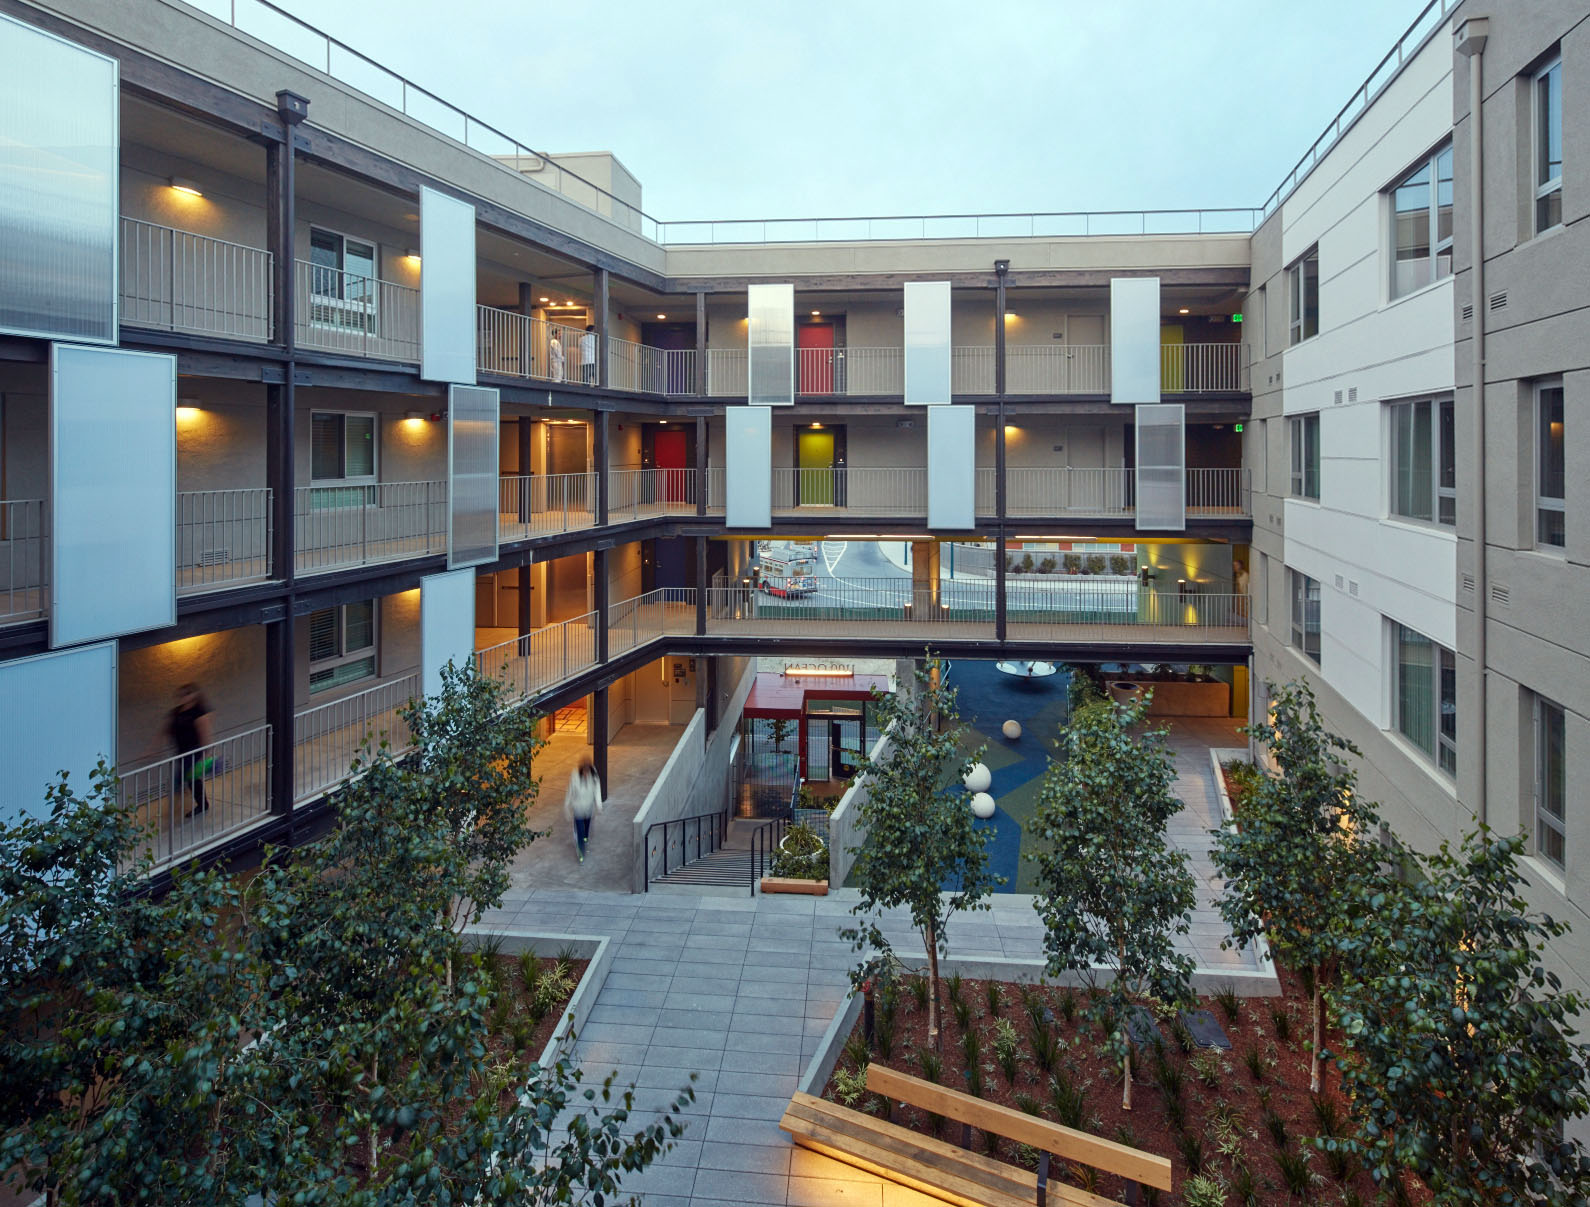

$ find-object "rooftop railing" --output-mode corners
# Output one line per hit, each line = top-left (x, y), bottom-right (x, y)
(655, 209), (1262, 245)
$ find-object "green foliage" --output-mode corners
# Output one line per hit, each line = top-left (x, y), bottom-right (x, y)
(1020, 552), (1036, 573)
(843, 1031), (870, 1071)
(1274, 1147), (1317, 1197)
(1048, 1069), (1086, 1128)
(769, 822), (828, 880)
(1037, 556), (1057, 574)
(841, 654), (1002, 1044)
(916, 1048), (942, 1084)
(1182, 1172), (1229, 1207)
(952, 996), (972, 1031)
(992, 1018), (1021, 1085)
(1331, 828), (1590, 1201)
(908, 974), (930, 1011)
(1030, 1021), (1060, 1074)
(1177, 1129), (1206, 1174)
(1109, 553), (1132, 576)
(1026, 696), (1196, 1108)
(1213, 982), (1241, 1023)
(1084, 553), (1106, 574)
(832, 1064), (869, 1107)
(1062, 553), (1082, 573)
(984, 978), (1003, 1017)
(768, 715), (794, 756)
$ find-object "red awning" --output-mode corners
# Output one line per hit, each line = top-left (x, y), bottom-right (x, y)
(741, 671), (891, 718)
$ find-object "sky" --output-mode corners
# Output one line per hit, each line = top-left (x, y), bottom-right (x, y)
(260, 0), (1428, 225)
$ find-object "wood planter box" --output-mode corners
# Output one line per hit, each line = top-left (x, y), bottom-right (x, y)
(760, 876), (829, 896)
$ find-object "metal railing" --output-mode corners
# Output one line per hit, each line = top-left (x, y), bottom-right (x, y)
(120, 217), (273, 342)
(499, 471), (598, 539)
(607, 336), (697, 395)
(656, 209), (1262, 245)
(177, 488), (272, 594)
(1007, 468), (1133, 517)
(118, 724), (272, 871)
(952, 346), (995, 394)
(643, 808), (730, 890)
(707, 579), (996, 636)
(792, 347), (904, 395)
(1162, 342), (1248, 392)
(293, 673), (418, 804)
(475, 611), (600, 702)
(975, 467), (997, 516)
(750, 816), (792, 896)
(607, 467), (700, 519)
(1186, 468), (1251, 516)
(1007, 345), (1110, 395)
(294, 480), (447, 574)
(294, 260), (420, 361)
(477, 306), (590, 384)
(0, 499), (47, 626)
(706, 348), (747, 396)
(608, 588), (696, 658)
(770, 467), (927, 515)
(706, 467), (726, 514)
(1005, 585), (1251, 634)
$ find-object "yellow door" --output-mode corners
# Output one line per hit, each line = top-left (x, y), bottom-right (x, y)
(1160, 324), (1184, 393)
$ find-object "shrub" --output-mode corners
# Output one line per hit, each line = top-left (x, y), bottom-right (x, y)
(1219, 758), (1262, 812)
(833, 1064), (869, 1107)
(1020, 552), (1035, 573)
(517, 949), (541, 993)
(1037, 556), (1057, 574)
(946, 971), (964, 1009)
(769, 822), (827, 880)
(1270, 1004), (1292, 1044)
(1182, 1173), (1228, 1207)
(843, 1031), (870, 1070)
(953, 996), (972, 1031)
(1275, 1147), (1316, 1197)
(1084, 554), (1107, 574)
(1244, 1046), (1266, 1081)
(1057, 988), (1077, 1024)
(917, 1048), (943, 1084)
(1062, 553), (1082, 573)
(1031, 1022), (1060, 1074)
(984, 979), (1003, 1017)
(993, 1018), (1022, 1085)
(1191, 1049), (1226, 1088)
(1177, 1130), (1206, 1175)
(1213, 983), (1241, 1023)
(1262, 1108), (1288, 1149)
(1048, 1071), (1085, 1128)
(1109, 553), (1132, 576)
(1310, 1093), (1343, 1138)
(908, 975), (930, 1011)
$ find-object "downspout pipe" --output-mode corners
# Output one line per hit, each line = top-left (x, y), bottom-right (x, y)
(1456, 18), (1489, 827)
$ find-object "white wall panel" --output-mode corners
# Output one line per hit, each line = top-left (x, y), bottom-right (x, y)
(1110, 278), (1161, 405)
(420, 186), (477, 384)
(726, 405), (772, 528)
(421, 567), (475, 700)
(927, 405), (975, 529)
(0, 641), (116, 819)
(447, 384), (498, 568)
(1134, 403), (1185, 531)
(904, 281), (952, 405)
(0, 15), (118, 344)
(51, 344), (176, 647)
(747, 283), (793, 406)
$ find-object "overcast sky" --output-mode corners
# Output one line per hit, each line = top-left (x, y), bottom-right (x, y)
(266, 0), (1426, 223)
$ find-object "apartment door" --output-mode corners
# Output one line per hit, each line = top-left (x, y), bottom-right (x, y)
(643, 322), (696, 394)
(654, 428), (690, 503)
(797, 323), (835, 395)
(547, 422), (588, 475)
(796, 428), (836, 506)
(1066, 314), (1106, 392)
(1161, 323), (1184, 392)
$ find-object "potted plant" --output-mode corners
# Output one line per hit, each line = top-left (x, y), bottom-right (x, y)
(765, 822), (829, 894)
(1085, 554), (1107, 575)
(1062, 553), (1082, 574)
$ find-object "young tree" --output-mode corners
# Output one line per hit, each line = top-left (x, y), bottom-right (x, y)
(1331, 829), (1590, 1201)
(1212, 678), (1383, 1091)
(842, 654), (1001, 1047)
(1027, 697), (1196, 1111)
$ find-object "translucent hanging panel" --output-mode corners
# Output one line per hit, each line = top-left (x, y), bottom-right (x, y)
(420, 186), (477, 384)
(927, 404), (975, 529)
(726, 405), (772, 528)
(904, 280), (952, 405)
(421, 567), (475, 699)
(447, 384), (499, 568)
(0, 641), (117, 820)
(1135, 403), (1185, 531)
(1110, 277), (1161, 405)
(747, 283), (794, 406)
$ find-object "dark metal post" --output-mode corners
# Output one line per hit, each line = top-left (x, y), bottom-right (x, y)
(695, 291), (708, 395)
(994, 259), (1009, 396)
(592, 267), (610, 389)
(995, 398), (1008, 643)
(594, 410), (609, 526)
(517, 414), (534, 525)
(592, 684), (609, 796)
(594, 547), (609, 664)
(696, 536), (708, 635)
(696, 413), (707, 517)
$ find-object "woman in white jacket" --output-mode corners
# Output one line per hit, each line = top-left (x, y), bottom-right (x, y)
(563, 759), (604, 863)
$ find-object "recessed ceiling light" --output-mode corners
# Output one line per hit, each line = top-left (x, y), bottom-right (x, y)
(539, 296), (550, 303)
(1178, 307), (1190, 315)
(811, 310), (821, 316)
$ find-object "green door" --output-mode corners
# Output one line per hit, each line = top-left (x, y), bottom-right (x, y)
(797, 430), (835, 505)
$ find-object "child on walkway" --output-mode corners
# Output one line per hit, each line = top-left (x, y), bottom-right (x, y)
(563, 759), (604, 863)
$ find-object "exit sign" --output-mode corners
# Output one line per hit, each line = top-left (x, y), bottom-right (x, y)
(1231, 313), (1244, 323)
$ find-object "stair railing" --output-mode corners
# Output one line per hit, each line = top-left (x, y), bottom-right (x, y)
(749, 816), (791, 896)
(643, 807), (729, 891)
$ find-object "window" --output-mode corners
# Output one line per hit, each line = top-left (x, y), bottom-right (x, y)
(1287, 246), (1319, 345)
(309, 600), (377, 693)
(311, 411), (377, 483)
(1537, 381), (1565, 547)
(1533, 694), (1566, 868)
(1389, 143), (1454, 298)
(1289, 413), (1320, 499)
(1388, 398), (1455, 524)
(1535, 57), (1563, 234)
(1288, 569), (1321, 665)
(1391, 621), (1456, 777)
(309, 227), (377, 300)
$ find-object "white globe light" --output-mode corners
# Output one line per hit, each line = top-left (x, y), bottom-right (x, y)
(970, 792), (996, 819)
(963, 762), (992, 793)
(1002, 720), (1022, 741)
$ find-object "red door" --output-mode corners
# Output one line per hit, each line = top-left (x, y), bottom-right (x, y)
(797, 324), (835, 395)
(655, 429), (689, 503)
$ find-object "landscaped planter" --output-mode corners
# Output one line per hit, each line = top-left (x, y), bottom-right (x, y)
(759, 875), (829, 895)
(461, 928), (613, 1068)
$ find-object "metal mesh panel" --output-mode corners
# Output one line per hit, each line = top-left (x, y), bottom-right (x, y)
(904, 281), (952, 405)
(447, 385), (499, 568)
(1110, 277), (1161, 405)
(0, 15), (118, 343)
(1135, 403), (1185, 531)
(747, 283), (793, 406)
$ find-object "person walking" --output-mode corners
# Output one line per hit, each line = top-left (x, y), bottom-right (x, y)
(166, 682), (213, 819)
(548, 327), (565, 383)
(579, 324), (597, 385)
(563, 759), (605, 863)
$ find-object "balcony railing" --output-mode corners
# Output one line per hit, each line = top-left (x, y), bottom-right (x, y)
(1005, 584), (1250, 641)
(1007, 468), (1133, 517)
(119, 724), (272, 872)
(293, 673), (419, 805)
(607, 336), (696, 395)
(706, 348), (747, 396)
(294, 480), (447, 575)
(607, 468), (700, 520)
(499, 471), (598, 539)
(0, 499), (46, 626)
(953, 346), (995, 394)
(120, 218), (273, 343)
(477, 306), (588, 384)
(1006, 345), (1110, 395)
(1186, 468), (1251, 516)
(1162, 342), (1247, 393)
(177, 488), (272, 595)
(476, 610), (600, 702)
(295, 261), (420, 361)
(609, 588), (697, 658)
(771, 467), (927, 515)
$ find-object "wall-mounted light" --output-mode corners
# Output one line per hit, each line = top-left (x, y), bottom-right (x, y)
(403, 410), (427, 426)
(169, 176), (203, 197)
(811, 310), (821, 316)
(656, 313), (667, 320)
(175, 404), (202, 422)
(539, 296), (550, 303)
(1003, 311), (1017, 321)
(404, 248), (421, 262)
(1178, 307), (1190, 315)
(810, 422), (823, 429)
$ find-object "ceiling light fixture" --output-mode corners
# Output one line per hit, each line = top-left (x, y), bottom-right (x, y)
(1178, 307), (1190, 315)
(539, 296), (550, 303)
(657, 313), (667, 320)
(811, 310), (821, 316)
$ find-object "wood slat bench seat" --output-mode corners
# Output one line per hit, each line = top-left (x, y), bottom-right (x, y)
(778, 1063), (1172, 1207)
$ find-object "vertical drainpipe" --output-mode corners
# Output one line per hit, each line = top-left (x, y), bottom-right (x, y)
(1456, 17), (1489, 827)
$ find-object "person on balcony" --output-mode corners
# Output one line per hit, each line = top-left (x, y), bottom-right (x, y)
(563, 759), (605, 863)
(166, 683), (213, 818)
(548, 328), (565, 383)
(580, 325), (597, 385)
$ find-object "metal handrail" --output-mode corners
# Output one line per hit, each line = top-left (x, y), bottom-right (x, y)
(749, 816), (791, 896)
(643, 808), (729, 890)
(656, 209), (1261, 244)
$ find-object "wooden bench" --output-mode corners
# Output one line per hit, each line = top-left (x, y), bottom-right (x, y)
(780, 1062), (1172, 1207)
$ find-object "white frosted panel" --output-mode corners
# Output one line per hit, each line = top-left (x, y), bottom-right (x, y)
(1110, 277), (1161, 405)
(0, 15), (118, 343)
(1135, 403), (1185, 531)
(51, 344), (176, 646)
(421, 568), (475, 699)
(0, 641), (116, 820)
(447, 384), (498, 568)
(725, 405), (772, 528)
(420, 186), (477, 384)
(747, 283), (793, 406)
(927, 405), (975, 529)
(904, 281), (952, 405)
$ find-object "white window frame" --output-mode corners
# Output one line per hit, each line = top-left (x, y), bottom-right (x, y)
(1289, 413), (1320, 500)
(1387, 397), (1456, 526)
(1287, 246), (1319, 345)
(1536, 379), (1565, 549)
(310, 410), (379, 487)
(308, 600), (379, 694)
(1535, 57), (1563, 235)
(1390, 620), (1457, 778)
(1388, 142), (1454, 299)
(1287, 568), (1321, 665)
(308, 225), (380, 337)
(1533, 692), (1566, 869)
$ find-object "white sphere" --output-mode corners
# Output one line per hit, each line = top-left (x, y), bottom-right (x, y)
(963, 762), (992, 793)
(970, 792), (997, 819)
(1002, 720), (1022, 741)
